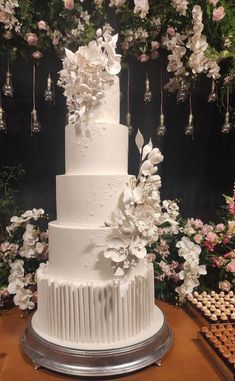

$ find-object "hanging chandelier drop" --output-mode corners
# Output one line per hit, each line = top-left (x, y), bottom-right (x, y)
(2, 60), (13, 97)
(222, 85), (232, 134)
(156, 69), (166, 136)
(31, 64), (42, 136)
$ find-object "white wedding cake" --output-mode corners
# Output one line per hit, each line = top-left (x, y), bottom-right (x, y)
(31, 76), (164, 350)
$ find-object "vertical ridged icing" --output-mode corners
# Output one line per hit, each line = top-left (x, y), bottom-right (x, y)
(33, 264), (155, 346)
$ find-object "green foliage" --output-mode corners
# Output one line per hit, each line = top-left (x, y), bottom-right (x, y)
(0, 165), (25, 240)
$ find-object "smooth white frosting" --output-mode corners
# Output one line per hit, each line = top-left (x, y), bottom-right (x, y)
(65, 122), (128, 174)
(56, 174), (130, 226)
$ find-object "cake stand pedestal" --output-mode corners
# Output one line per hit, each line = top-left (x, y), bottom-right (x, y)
(21, 315), (172, 377)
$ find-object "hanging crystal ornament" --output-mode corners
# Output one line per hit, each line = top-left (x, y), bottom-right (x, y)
(177, 80), (188, 103)
(2, 60), (13, 97)
(44, 73), (55, 103)
(144, 72), (152, 104)
(222, 85), (232, 134)
(0, 93), (7, 133)
(31, 64), (42, 136)
(156, 68), (166, 136)
(208, 79), (217, 103)
(126, 65), (132, 135)
(185, 93), (194, 137)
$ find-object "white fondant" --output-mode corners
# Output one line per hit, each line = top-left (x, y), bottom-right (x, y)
(48, 221), (147, 281)
(86, 76), (120, 124)
(56, 174), (130, 226)
(36, 71), (161, 350)
(32, 264), (161, 349)
(65, 123), (128, 174)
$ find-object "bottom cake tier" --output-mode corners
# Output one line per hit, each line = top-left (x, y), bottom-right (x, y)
(32, 263), (163, 350)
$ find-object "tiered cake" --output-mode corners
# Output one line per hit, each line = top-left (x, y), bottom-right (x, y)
(30, 77), (168, 359)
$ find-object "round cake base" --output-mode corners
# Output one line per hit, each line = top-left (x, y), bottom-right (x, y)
(21, 315), (173, 377)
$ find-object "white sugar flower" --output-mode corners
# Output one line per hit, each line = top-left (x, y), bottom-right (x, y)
(171, 0), (188, 16)
(129, 236), (147, 259)
(104, 236), (128, 263)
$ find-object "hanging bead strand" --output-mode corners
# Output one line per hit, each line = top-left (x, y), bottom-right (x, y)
(0, 92), (7, 133)
(222, 85), (232, 134)
(126, 65), (132, 135)
(44, 73), (55, 104)
(208, 79), (217, 103)
(31, 64), (42, 136)
(156, 68), (166, 136)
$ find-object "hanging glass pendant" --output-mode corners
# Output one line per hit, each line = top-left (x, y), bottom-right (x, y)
(208, 79), (217, 103)
(44, 74), (55, 103)
(177, 81), (188, 103)
(144, 73), (152, 104)
(185, 113), (194, 136)
(126, 112), (132, 135)
(2, 69), (13, 97)
(31, 109), (42, 135)
(0, 106), (7, 132)
(222, 112), (232, 134)
(156, 113), (166, 136)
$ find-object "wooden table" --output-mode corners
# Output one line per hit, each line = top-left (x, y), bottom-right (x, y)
(0, 301), (222, 381)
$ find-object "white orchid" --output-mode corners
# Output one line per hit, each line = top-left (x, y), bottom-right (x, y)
(13, 288), (35, 310)
(134, 0), (149, 18)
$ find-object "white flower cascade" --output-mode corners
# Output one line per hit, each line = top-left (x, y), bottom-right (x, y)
(175, 236), (207, 301)
(187, 5), (221, 79)
(103, 130), (179, 277)
(58, 29), (121, 139)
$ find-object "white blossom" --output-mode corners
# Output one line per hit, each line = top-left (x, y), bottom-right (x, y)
(134, 0), (149, 18)
(171, 0), (188, 16)
(13, 288), (35, 310)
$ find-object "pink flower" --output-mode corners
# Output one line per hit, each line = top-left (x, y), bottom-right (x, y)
(226, 259), (235, 273)
(192, 219), (204, 229)
(64, 0), (74, 10)
(167, 26), (175, 36)
(224, 251), (232, 259)
(138, 54), (150, 63)
(228, 202), (235, 215)
(223, 235), (231, 244)
(37, 20), (47, 30)
(32, 50), (43, 59)
(213, 6), (225, 22)
(209, 0), (219, 6)
(151, 41), (160, 50)
(206, 232), (219, 243)
(194, 234), (203, 244)
(204, 240), (216, 251)
(211, 256), (224, 267)
(26, 33), (38, 46)
(219, 280), (231, 292)
(145, 253), (156, 263)
(215, 223), (225, 232)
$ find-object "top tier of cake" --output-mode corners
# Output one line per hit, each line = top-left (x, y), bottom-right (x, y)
(65, 76), (128, 175)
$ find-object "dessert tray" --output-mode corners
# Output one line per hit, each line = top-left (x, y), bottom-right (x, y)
(185, 290), (235, 328)
(198, 324), (235, 381)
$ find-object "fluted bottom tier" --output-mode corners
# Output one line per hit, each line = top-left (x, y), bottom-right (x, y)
(32, 264), (161, 350)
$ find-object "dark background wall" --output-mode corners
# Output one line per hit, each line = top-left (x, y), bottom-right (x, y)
(0, 54), (234, 223)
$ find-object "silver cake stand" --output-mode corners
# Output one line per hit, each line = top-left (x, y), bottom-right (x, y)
(21, 315), (173, 377)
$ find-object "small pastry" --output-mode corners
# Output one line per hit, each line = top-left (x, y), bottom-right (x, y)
(201, 306), (207, 312)
(193, 291), (199, 297)
(211, 291), (216, 296)
(219, 291), (225, 297)
(215, 302), (221, 308)
(196, 302), (203, 308)
(228, 355), (235, 364)
(197, 295), (203, 301)
(229, 297), (235, 304)
(215, 309), (222, 316)
(204, 310), (211, 317)
(223, 350), (232, 359)
(210, 313), (218, 321)
(228, 291), (234, 297)
(211, 325), (217, 332)
(201, 326), (208, 333)
(221, 313), (228, 321)
(206, 331), (213, 338)
(224, 301), (230, 307)
(210, 305), (216, 312)
(230, 312), (235, 321)
(224, 295), (230, 301)
(206, 301), (211, 308)
(191, 298), (198, 304)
